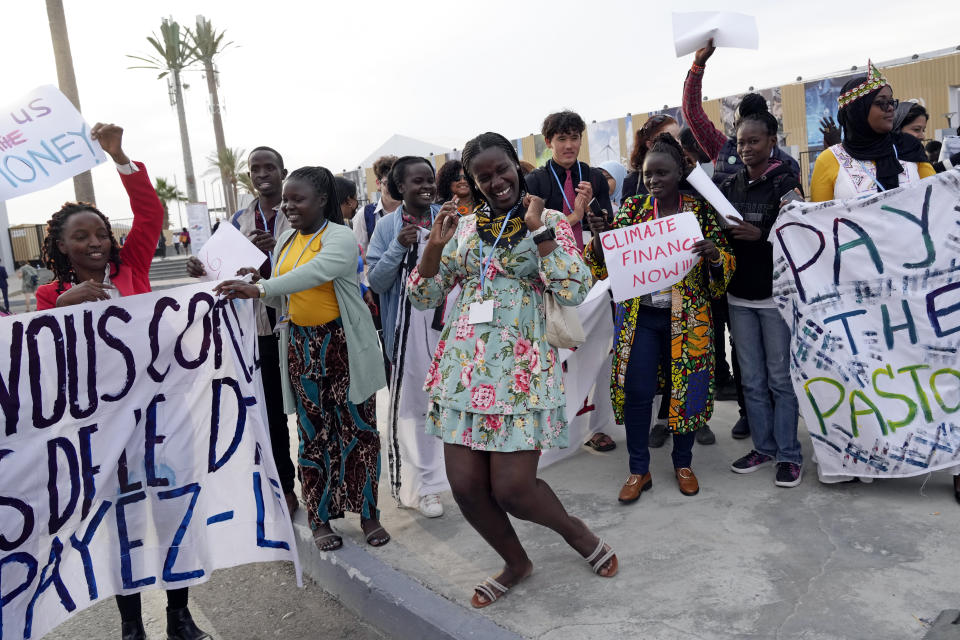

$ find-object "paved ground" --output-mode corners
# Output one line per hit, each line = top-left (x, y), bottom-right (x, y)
(43, 562), (384, 640)
(353, 395), (959, 640)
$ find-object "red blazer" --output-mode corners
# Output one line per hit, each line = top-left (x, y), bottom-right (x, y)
(36, 162), (164, 311)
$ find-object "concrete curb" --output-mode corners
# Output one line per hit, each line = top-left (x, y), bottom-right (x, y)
(293, 518), (521, 640)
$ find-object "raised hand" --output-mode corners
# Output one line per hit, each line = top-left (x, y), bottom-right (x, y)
(428, 208), (458, 248)
(694, 38), (716, 67)
(819, 116), (840, 147)
(522, 194), (546, 231)
(90, 123), (130, 165)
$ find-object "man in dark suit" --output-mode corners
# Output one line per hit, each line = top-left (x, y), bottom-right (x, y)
(525, 111), (613, 252)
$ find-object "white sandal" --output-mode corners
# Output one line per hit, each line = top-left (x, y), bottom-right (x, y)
(585, 538), (618, 577)
(471, 577), (509, 609)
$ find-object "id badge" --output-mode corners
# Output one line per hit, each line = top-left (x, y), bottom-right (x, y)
(468, 300), (494, 325)
(650, 288), (672, 306)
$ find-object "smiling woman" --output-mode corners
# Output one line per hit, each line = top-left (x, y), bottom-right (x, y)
(365, 156), (453, 517)
(810, 61), (933, 201)
(32, 124), (212, 640)
(405, 132), (618, 610)
(36, 123), (164, 311)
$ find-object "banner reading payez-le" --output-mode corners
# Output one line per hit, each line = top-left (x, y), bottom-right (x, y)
(0, 282), (298, 640)
(772, 170), (960, 478)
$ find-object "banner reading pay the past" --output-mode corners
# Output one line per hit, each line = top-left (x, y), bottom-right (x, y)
(0, 282), (298, 640)
(599, 211), (704, 303)
(772, 170), (960, 478)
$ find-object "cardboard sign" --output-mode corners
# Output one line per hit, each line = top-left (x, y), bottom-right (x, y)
(195, 221), (268, 282)
(0, 85), (106, 200)
(772, 170), (960, 478)
(599, 211), (704, 303)
(0, 283), (299, 640)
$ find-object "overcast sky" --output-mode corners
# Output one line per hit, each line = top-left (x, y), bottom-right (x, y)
(4, 0), (959, 226)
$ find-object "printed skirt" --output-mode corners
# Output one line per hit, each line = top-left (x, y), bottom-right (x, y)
(288, 319), (380, 525)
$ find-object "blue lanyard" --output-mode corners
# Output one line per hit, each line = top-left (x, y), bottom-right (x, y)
(548, 159), (582, 214)
(273, 220), (328, 278)
(857, 145), (900, 193)
(257, 201), (276, 268)
(477, 204), (518, 293)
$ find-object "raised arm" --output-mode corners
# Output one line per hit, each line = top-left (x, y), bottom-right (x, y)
(681, 42), (727, 162)
(92, 123), (164, 278)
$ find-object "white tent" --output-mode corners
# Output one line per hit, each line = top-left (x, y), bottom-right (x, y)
(358, 134), (453, 168)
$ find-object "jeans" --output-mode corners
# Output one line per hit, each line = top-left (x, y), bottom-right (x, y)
(623, 305), (696, 474)
(728, 304), (802, 464)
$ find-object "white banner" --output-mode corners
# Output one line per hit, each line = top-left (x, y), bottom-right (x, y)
(599, 211), (704, 303)
(0, 85), (107, 201)
(772, 170), (960, 478)
(186, 203), (213, 254)
(0, 282), (298, 640)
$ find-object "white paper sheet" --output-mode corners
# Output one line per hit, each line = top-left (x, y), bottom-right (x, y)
(195, 219), (268, 282)
(686, 163), (744, 222)
(672, 11), (759, 58)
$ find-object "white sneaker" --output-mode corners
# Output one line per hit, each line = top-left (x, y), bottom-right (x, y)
(418, 494), (444, 518)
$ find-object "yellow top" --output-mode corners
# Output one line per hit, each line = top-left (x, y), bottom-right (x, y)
(275, 227), (340, 326)
(810, 150), (935, 202)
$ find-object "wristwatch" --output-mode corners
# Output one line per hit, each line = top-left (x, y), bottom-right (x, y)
(533, 227), (556, 244)
(255, 282), (266, 298)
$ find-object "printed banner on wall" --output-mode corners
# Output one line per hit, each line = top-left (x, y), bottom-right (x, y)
(0, 85), (107, 201)
(0, 283), (298, 640)
(586, 119), (621, 165)
(772, 171), (960, 478)
(803, 74), (857, 148)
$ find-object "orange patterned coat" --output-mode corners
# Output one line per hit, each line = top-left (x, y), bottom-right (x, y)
(584, 193), (734, 433)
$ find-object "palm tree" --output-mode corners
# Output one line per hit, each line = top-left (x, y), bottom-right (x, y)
(128, 18), (199, 202)
(154, 177), (186, 229)
(206, 147), (247, 214)
(45, 0), (95, 203)
(237, 173), (257, 197)
(188, 16), (235, 213)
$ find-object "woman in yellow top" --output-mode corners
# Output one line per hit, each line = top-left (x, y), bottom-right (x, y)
(811, 61), (933, 202)
(216, 166), (389, 551)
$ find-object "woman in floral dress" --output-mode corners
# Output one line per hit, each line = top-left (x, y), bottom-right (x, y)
(407, 132), (618, 609)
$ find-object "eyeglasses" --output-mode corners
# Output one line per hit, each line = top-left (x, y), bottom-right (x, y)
(872, 98), (899, 112)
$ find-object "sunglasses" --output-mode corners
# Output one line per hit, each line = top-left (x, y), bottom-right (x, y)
(640, 114), (670, 132)
(454, 174), (467, 181)
(872, 98), (899, 112)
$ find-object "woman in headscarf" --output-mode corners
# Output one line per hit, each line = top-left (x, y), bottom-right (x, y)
(598, 160), (627, 211)
(811, 62), (933, 202)
(894, 100), (960, 174)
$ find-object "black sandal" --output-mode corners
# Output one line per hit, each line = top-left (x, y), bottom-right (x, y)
(584, 432), (616, 452)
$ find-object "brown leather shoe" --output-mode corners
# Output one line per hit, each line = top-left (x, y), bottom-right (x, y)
(618, 473), (652, 504)
(675, 467), (699, 496)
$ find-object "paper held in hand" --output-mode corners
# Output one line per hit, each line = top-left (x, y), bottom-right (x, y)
(195, 219), (268, 282)
(686, 163), (744, 222)
(672, 11), (759, 58)
(599, 211), (704, 303)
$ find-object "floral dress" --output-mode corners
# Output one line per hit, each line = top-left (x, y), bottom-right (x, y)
(583, 193), (735, 433)
(406, 209), (591, 451)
